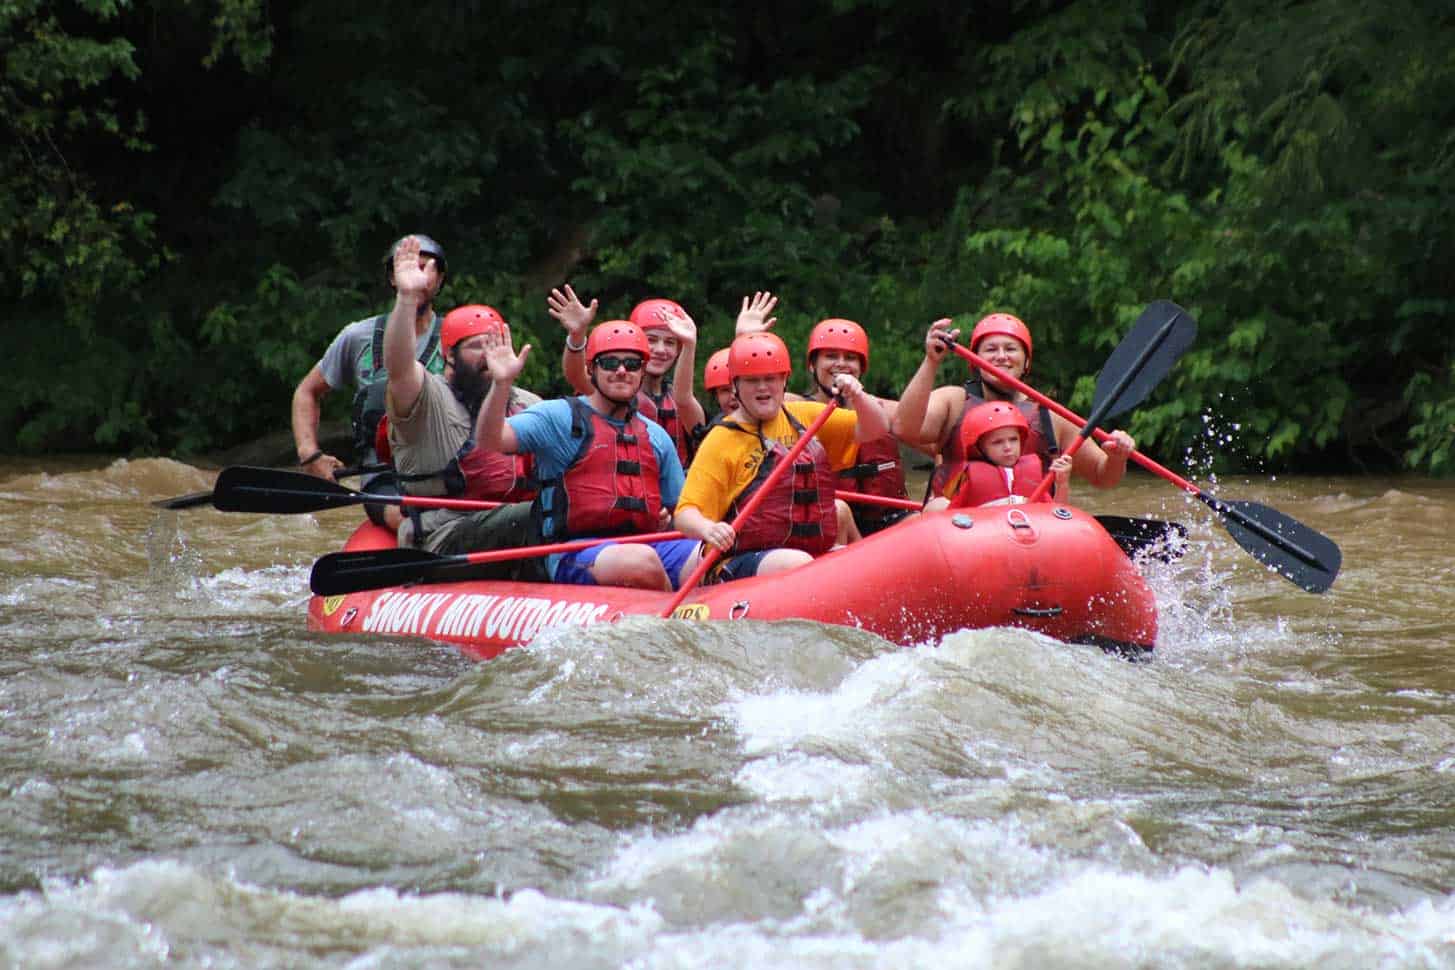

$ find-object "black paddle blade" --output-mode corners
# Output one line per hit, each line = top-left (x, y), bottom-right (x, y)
(1204, 496), (1341, 593)
(1094, 515), (1188, 563)
(1092, 300), (1198, 421)
(152, 490), (215, 510)
(152, 463), (389, 512)
(310, 547), (462, 595)
(212, 466), (364, 514)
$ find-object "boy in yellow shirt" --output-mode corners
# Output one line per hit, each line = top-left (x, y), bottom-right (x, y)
(673, 333), (890, 582)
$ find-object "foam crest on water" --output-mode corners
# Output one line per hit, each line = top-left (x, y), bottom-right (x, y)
(2, 860), (665, 967)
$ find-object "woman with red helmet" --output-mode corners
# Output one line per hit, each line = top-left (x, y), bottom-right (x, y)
(549, 285), (706, 465)
(672, 331), (891, 583)
(797, 316), (927, 536)
(893, 314), (1136, 501)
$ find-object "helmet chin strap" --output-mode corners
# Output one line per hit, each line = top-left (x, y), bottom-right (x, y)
(979, 370), (1026, 401)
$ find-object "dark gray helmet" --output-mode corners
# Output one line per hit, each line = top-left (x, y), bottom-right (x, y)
(383, 234), (447, 286)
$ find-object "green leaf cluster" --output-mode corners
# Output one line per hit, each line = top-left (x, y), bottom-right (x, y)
(2, 0), (1451, 475)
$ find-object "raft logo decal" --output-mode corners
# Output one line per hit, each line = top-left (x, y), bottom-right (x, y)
(322, 595), (345, 616)
(361, 591), (612, 642)
(671, 604), (710, 621)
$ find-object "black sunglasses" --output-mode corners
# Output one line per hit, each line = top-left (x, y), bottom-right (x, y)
(594, 354), (645, 373)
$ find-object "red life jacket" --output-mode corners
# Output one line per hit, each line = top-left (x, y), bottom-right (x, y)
(454, 442), (537, 504)
(537, 397), (662, 540)
(836, 430), (907, 533)
(389, 394), (537, 504)
(636, 387), (691, 466)
(947, 454), (1045, 508)
(930, 380), (1058, 500)
(722, 408), (838, 556)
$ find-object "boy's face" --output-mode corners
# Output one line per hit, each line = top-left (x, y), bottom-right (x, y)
(733, 373), (787, 422)
(978, 427), (1023, 467)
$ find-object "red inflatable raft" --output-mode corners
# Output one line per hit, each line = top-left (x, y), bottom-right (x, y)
(307, 503), (1158, 661)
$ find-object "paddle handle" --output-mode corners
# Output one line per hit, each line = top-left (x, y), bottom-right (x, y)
(1025, 436), (1084, 503)
(835, 490), (920, 511)
(335, 462), (392, 479)
(662, 401), (841, 617)
(453, 530), (684, 566)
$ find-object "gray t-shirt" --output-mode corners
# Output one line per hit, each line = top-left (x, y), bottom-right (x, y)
(388, 371), (542, 547)
(316, 313), (443, 391)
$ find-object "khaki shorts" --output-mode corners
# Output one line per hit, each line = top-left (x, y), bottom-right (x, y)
(420, 501), (549, 583)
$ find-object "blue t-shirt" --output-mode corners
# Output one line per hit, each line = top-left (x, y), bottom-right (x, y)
(507, 396), (686, 529)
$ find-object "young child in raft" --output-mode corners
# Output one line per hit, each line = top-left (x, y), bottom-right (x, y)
(940, 401), (1073, 509)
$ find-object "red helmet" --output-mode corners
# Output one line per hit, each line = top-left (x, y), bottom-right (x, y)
(440, 304), (508, 357)
(729, 333), (792, 379)
(703, 347), (732, 391)
(585, 320), (651, 366)
(629, 298), (686, 333)
(970, 313), (1033, 367)
(806, 318), (870, 372)
(960, 401), (1029, 456)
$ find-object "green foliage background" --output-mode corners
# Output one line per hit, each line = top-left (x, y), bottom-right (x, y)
(3, 0), (1452, 472)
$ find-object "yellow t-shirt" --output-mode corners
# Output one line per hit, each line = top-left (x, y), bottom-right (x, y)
(676, 402), (861, 523)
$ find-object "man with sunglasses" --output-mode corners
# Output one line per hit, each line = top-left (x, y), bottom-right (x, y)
(477, 320), (702, 590)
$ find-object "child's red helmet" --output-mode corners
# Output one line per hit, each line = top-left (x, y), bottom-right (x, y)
(703, 348), (733, 391)
(960, 401), (1030, 456)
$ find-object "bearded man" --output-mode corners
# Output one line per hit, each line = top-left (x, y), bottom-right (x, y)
(382, 236), (545, 577)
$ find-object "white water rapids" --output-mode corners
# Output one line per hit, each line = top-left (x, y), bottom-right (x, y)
(1, 457), (1453, 969)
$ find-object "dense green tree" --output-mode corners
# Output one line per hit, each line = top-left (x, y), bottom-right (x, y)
(2, 0), (1450, 473)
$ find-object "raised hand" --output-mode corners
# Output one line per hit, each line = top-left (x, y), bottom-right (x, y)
(547, 284), (597, 338)
(393, 236), (432, 299)
(655, 303), (698, 346)
(736, 291), (779, 335)
(482, 328), (531, 382)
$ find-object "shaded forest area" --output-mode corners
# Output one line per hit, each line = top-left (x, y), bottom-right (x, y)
(4, 0), (1453, 472)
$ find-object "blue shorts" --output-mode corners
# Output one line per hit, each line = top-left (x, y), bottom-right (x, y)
(706, 550), (772, 584)
(552, 538), (701, 587)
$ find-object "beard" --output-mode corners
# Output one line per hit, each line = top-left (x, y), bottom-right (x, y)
(449, 361), (491, 415)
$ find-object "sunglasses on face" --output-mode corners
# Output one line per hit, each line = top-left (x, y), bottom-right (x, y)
(594, 354), (645, 373)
